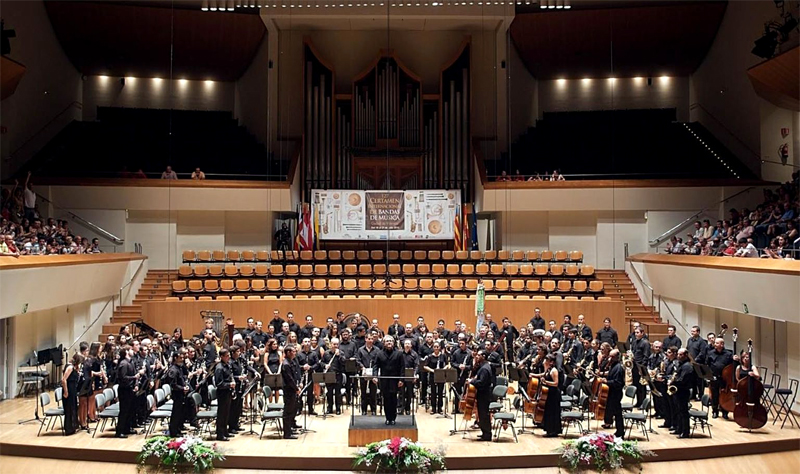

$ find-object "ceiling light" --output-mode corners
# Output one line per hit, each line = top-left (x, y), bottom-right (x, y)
(99, 75), (109, 80)
(608, 77), (616, 83)
(564, 0), (570, 8)
(201, 0), (209, 10)
(557, 78), (566, 85)
(179, 79), (188, 85)
(210, 0), (218, 10)
(153, 77), (163, 83)
(227, 0), (235, 10)
(556, 0), (563, 9)
(582, 78), (591, 84)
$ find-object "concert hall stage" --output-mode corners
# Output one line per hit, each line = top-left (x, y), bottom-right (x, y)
(348, 414), (418, 446)
(0, 393), (798, 471)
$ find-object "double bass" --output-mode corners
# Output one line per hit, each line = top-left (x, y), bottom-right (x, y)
(733, 339), (767, 430)
(718, 327), (739, 413)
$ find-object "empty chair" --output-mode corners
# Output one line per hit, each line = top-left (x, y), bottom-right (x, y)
(429, 264), (445, 276)
(198, 296), (213, 301)
(580, 265), (595, 277)
(299, 264), (314, 276)
(328, 250), (341, 261)
(269, 264), (284, 277)
(165, 296), (180, 302)
(235, 279), (250, 292)
(464, 279), (478, 291)
(356, 250), (370, 261)
(404, 279), (418, 291)
(490, 264), (504, 276)
(209, 265), (224, 278)
(497, 250), (510, 261)
(297, 279), (312, 292)
(256, 250), (270, 261)
(419, 279), (434, 291)
(194, 264), (209, 278)
(565, 264), (579, 277)
(314, 264), (328, 276)
(428, 250), (441, 261)
(358, 279), (372, 291)
(387, 250), (399, 261)
(188, 280), (204, 293)
(572, 280), (588, 293)
(526, 250), (539, 261)
(204, 280), (220, 293)
(239, 264), (254, 278)
(314, 250), (327, 260)
(172, 280), (188, 294)
(300, 250), (313, 261)
(414, 250), (427, 261)
(526, 280), (540, 292)
(388, 278), (403, 291)
(254, 264), (269, 277)
(450, 279), (464, 291)
(541, 280), (556, 293)
(370, 250), (384, 261)
(510, 280), (525, 292)
(554, 250), (568, 262)
(327, 279), (343, 291)
(240, 250), (256, 262)
(506, 264), (519, 277)
(342, 251), (356, 261)
(217, 295), (231, 301)
(388, 264), (402, 276)
(282, 279), (297, 291)
(417, 264), (431, 276)
(569, 250), (583, 262)
(434, 279), (448, 292)
(220, 280), (235, 292)
(402, 263), (416, 276)
(224, 264), (239, 278)
(251, 280), (266, 292)
(519, 264), (533, 276)
(329, 264), (343, 276)
(540, 250), (554, 261)
(182, 250), (197, 262)
(589, 280), (604, 293)
(285, 264), (299, 277)
(343, 279), (358, 291)
(484, 250), (497, 260)
(446, 264), (460, 276)
(455, 251), (469, 261)
(557, 280), (572, 292)
(344, 264), (358, 276)
(212, 250), (226, 262)
(358, 264), (372, 276)
(495, 280), (510, 292)
(482, 280), (494, 291)
(373, 264), (387, 276)
(534, 264), (549, 277)
(284, 251), (299, 261)
(511, 250), (524, 261)
(461, 264), (475, 276)
(267, 280), (281, 292)
(470, 250), (482, 261)
(550, 264), (565, 277)
(312, 279), (327, 292)
(178, 265), (193, 278)
(442, 250), (455, 261)
(227, 250), (241, 262)
(475, 263), (489, 276)
(372, 279), (387, 291)
(197, 250), (212, 262)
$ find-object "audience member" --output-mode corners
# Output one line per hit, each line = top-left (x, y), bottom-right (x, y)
(161, 166), (178, 180)
(191, 167), (206, 180)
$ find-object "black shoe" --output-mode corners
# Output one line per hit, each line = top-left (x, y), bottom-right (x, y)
(658, 424), (671, 429)
(712, 412), (718, 419)
(678, 434), (691, 439)
(615, 432), (625, 438)
(216, 436), (230, 442)
(389, 420), (396, 425)
(126, 430), (139, 435)
(325, 410), (333, 415)
(385, 420), (391, 425)
(115, 433), (128, 439)
(722, 413), (729, 420)
(226, 432), (236, 437)
(477, 435), (492, 441)
(543, 433), (559, 438)
(283, 434), (298, 439)
(336, 410), (342, 415)
(308, 411), (318, 416)
(371, 412), (377, 416)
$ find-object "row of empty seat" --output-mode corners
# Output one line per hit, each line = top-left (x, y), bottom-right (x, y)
(166, 294), (612, 301)
(178, 263), (596, 279)
(173, 278), (605, 294)
(182, 249), (584, 264)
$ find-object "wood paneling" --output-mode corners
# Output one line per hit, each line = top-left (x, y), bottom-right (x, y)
(0, 252), (145, 271)
(141, 298), (625, 335)
(348, 426), (418, 447)
(747, 46), (800, 112)
(627, 253), (800, 276)
(485, 178), (772, 190)
(26, 177), (290, 189)
(0, 56), (26, 101)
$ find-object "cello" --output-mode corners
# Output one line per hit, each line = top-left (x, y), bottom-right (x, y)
(718, 327), (739, 413)
(733, 340), (768, 430)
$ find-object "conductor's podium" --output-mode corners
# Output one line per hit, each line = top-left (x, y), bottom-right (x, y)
(348, 414), (419, 447)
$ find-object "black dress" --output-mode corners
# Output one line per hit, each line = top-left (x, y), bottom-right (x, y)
(63, 365), (80, 435)
(542, 369), (562, 436)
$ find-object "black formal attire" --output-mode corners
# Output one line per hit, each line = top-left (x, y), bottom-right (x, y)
(400, 349), (419, 414)
(550, 329), (563, 342)
(450, 347), (472, 413)
(228, 357), (244, 431)
(299, 325), (317, 342)
(213, 361), (234, 440)
(647, 352), (666, 418)
(426, 352), (448, 413)
(673, 359), (696, 437)
(630, 336), (651, 407)
(168, 339), (184, 360)
(116, 358), (137, 437)
(606, 361), (626, 437)
(471, 360), (495, 440)
(281, 359), (299, 438)
(375, 347), (405, 423)
(500, 325), (519, 357)
(662, 359), (677, 429)
(706, 348), (734, 417)
(321, 349), (343, 413)
(339, 339), (359, 405)
(287, 321), (301, 337)
(63, 364), (80, 435)
(133, 353), (149, 427)
(387, 323), (403, 339)
(269, 317), (285, 334)
(165, 363), (187, 436)
(596, 327), (619, 347)
(250, 331), (268, 348)
(203, 342), (218, 368)
(542, 369), (562, 436)
(357, 344), (379, 415)
(418, 343), (433, 407)
(662, 335), (682, 350)
(529, 316), (546, 331)
(577, 323), (593, 341)
(297, 349), (319, 414)
(686, 336), (707, 398)
(398, 333), (420, 353)
(438, 328), (452, 342)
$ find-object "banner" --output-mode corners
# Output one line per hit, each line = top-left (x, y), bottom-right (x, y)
(312, 189), (461, 240)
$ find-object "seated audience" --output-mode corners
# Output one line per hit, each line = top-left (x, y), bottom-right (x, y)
(191, 167), (206, 180)
(161, 166), (178, 180)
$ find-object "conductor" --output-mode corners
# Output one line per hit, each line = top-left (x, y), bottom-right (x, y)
(374, 335), (405, 425)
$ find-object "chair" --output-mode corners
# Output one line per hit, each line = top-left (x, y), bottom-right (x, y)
(428, 250), (441, 261)
(386, 250), (399, 261)
(145, 394), (172, 437)
(194, 264), (209, 278)
(373, 264), (387, 276)
(197, 250), (212, 262)
(359, 264), (373, 276)
(565, 264), (579, 277)
(689, 393), (713, 438)
(208, 264), (223, 278)
(449, 279), (464, 292)
(271, 250), (284, 261)
(561, 399), (587, 437)
(239, 264), (255, 278)
(188, 280), (204, 293)
(312, 279), (327, 292)
(442, 250), (455, 261)
(300, 250), (313, 261)
(270, 264), (285, 277)
(342, 250), (356, 261)
(314, 264), (328, 276)
(256, 250), (270, 261)
(623, 398), (651, 440)
(328, 250), (342, 261)
(314, 250), (327, 261)
(178, 265), (193, 278)
(497, 249), (509, 261)
(461, 264), (475, 276)
(371, 250), (384, 261)
(285, 264), (299, 277)
(220, 280), (235, 292)
(572, 280), (587, 293)
(401, 263), (415, 276)
(554, 250), (568, 262)
(446, 264), (460, 276)
(431, 264), (445, 276)
(343, 279), (358, 292)
(241, 250), (256, 262)
(267, 280), (281, 292)
(419, 279), (434, 291)
(182, 250), (197, 262)
(475, 263), (489, 276)
(204, 280), (220, 293)
(470, 250), (482, 261)
(172, 280), (188, 294)
(254, 264), (269, 277)
(569, 250), (583, 262)
(329, 264), (343, 276)
(372, 279), (387, 291)
(580, 265), (595, 278)
(540, 250), (554, 261)
(328, 279), (343, 292)
(434, 279), (448, 292)
(506, 264), (519, 277)
(589, 281), (604, 293)
(550, 264), (565, 277)
(413, 250), (426, 261)
(526, 280), (541, 292)
(282, 279), (297, 292)
(259, 386), (284, 439)
(216, 295), (231, 300)
(299, 264), (314, 276)
(526, 250), (539, 262)
(483, 280), (494, 291)
(251, 279), (266, 292)
(541, 280), (556, 293)
(37, 392), (64, 436)
(534, 264), (549, 277)
(226, 250), (241, 262)
(297, 279), (312, 292)
(761, 370), (777, 416)
(357, 250), (370, 261)
(510, 280), (525, 292)
(620, 386), (638, 412)
(344, 264), (358, 276)
(492, 410), (519, 443)
(191, 393), (217, 437)
(455, 251), (468, 261)
(358, 279), (372, 292)
(490, 264), (504, 277)
(465, 279), (478, 291)
(388, 278), (403, 291)
(556, 280), (572, 292)
(495, 280), (509, 292)
(404, 279), (418, 291)
(519, 264), (533, 277)
(484, 250), (497, 261)
(773, 378), (799, 429)
(211, 250), (225, 262)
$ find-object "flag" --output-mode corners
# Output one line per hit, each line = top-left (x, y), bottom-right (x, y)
(475, 281), (485, 330)
(294, 203), (302, 251)
(313, 207), (320, 250)
(470, 203), (479, 251)
(296, 204), (312, 251)
(454, 204), (462, 251)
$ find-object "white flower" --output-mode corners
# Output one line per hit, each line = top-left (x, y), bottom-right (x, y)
(378, 446), (391, 456)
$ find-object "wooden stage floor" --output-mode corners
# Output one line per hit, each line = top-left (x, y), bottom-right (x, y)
(1, 392), (798, 471)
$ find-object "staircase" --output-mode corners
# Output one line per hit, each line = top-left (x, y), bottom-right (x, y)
(99, 269), (177, 341)
(596, 269), (669, 341)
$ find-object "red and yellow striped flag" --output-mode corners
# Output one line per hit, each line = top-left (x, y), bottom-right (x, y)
(454, 205), (462, 251)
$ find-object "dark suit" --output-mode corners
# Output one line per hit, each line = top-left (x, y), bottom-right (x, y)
(375, 347), (405, 422)
(116, 358), (136, 436)
(606, 361), (626, 437)
(281, 359), (299, 438)
(166, 363), (187, 436)
(471, 361), (495, 440)
(213, 362), (233, 439)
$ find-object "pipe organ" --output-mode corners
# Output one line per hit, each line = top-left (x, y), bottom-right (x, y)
(302, 39), (471, 199)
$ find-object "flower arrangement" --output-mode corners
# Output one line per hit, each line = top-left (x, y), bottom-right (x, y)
(353, 436), (446, 473)
(137, 435), (225, 473)
(555, 432), (655, 473)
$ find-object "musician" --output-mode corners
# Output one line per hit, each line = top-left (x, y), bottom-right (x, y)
(264, 339), (283, 404)
(576, 314), (592, 341)
(374, 335), (405, 425)
(300, 315), (316, 341)
(339, 328), (359, 406)
(281, 344), (300, 439)
(475, 325), (489, 347)
(418, 333), (435, 407)
(202, 329), (218, 369)
(448, 320), (463, 343)
(335, 311), (348, 334)
(400, 340), (419, 415)
(297, 338), (320, 415)
(213, 349), (235, 441)
(228, 345), (245, 434)
(604, 349), (626, 438)
(500, 317), (519, 356)
(251, 321), (268, 348)
(658, 346), (678, 431)
(647, 341), (666, 418)
(596, 318), (619, 347)
(630, 327), (650, 408)
(662, 325), (682, 350)
(451, 338), (472, 413)
(201, 318), (218, 338)
(736, 349), (760, 383)
(707, 337), (735, 419)
(133, 341), (151, 429)
(467, 350), (495, 441)
(529, 307), (546, 331)
(563, 329), (583, 364)
(371, 330), (384, 350)
(398, 324), (419, 352)
(580, 338), (595, 368)
(354, 325), (367, 349)
(548, 320), (563, 342)
(321, 337), (343, 415)
(242, 318), (256, 338)
(436, 320), (451, 342)
(672, 348), (696, 438)
(115, 345), (137, 438)
(286, 312), (301, 336)
(165, 349), (188, 437)
(277, 322), (291, 346)
(626, 321), (645, 349)
(548, 338), (565, 377)
(369, 319), (385, 339)
(357, 334), (379, 416)
(484, 313), (499, 336)
(484, 339), (503, 375)
(387, 314), (403, 338)
(168, 328), (184, 360)
(686, 326), (708, 399)
(541, 354), (563, 438)
(559, 314), (574, 335)
(424, 341), (449, 414)
(269, 309), (285, 334)
(413, 316), (427, 336)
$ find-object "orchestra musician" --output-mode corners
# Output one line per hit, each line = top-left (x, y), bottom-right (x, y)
(297, 338), (320, 415)
(339, 328), (359, 406)
(115, 345), (137, 438)
(529, 307), (546, 331)
(213, 348), (235, 441)
(603, 349), (626, 438)
(286, 312), (301, 337)
(387, 314), (403, 338)
(321, 337), (343, 415)
(467, 350), (495, 441)
(672, 348), (697, 438)
(596, 318), (618, 347)
(541, 354), (562, 438)
(662, 325), (682, 350)
(374, 335), (405, 425)
(202, 329), (218, 369)
(658, 346), (678, 431)
(451, 338), (472, 414)
(398, 324), (419, 352)
(263, 338), (283, 404)
(269, 309), (285, 334)
(400, 340), (419, 415)
(647, 341), (666, 419)
(576, 314), (592, 341)
(559, 314), (574, 336)
(168, 328), (184, 361)
(500, 317), (519, 357)
(419, 333), (435, 408)
(630, 327), (651, 408)
(165, 348), (188, 437)
(251, 321), (268, 348)
(686, 325), (708, 400)
(424, 341), (449, 414)
(281, 344), (301, 439)
(706, 337), (735, 419)
(736, 349), (760, 383)
(357, 333), (379, 416)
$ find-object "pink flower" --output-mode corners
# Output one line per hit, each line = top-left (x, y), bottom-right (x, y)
(388, 437), (403, 457)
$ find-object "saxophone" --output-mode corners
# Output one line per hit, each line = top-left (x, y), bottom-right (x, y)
(623, 352), (634, 386)
(666, 361), (679, 395)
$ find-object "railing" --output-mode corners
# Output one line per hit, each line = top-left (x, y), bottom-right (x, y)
(6, 101), (83, 163)
(35, 193), (124, 245)
(67, 295), (115, 351)
(624, 243), (655, 320)
(648, 186), (758, 247)
(119, 258), (146, 304)
(689, 102), (762, 163)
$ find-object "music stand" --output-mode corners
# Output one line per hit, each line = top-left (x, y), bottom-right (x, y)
(516, 385), (535, 435)
(18, 351), (44, 426)
(638, 365), (658, 434)
(241, 376), (261, 435)
(404, 368), (417, 414)
(297, 378), (316, 434)
(434, 369), (456, 419)
(693, 362), (713, 401)
(448, 384), (469, 436)
(616, 341), (630, 353)
(344, 359), (359, 410)
(312, 372), (337, 419)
